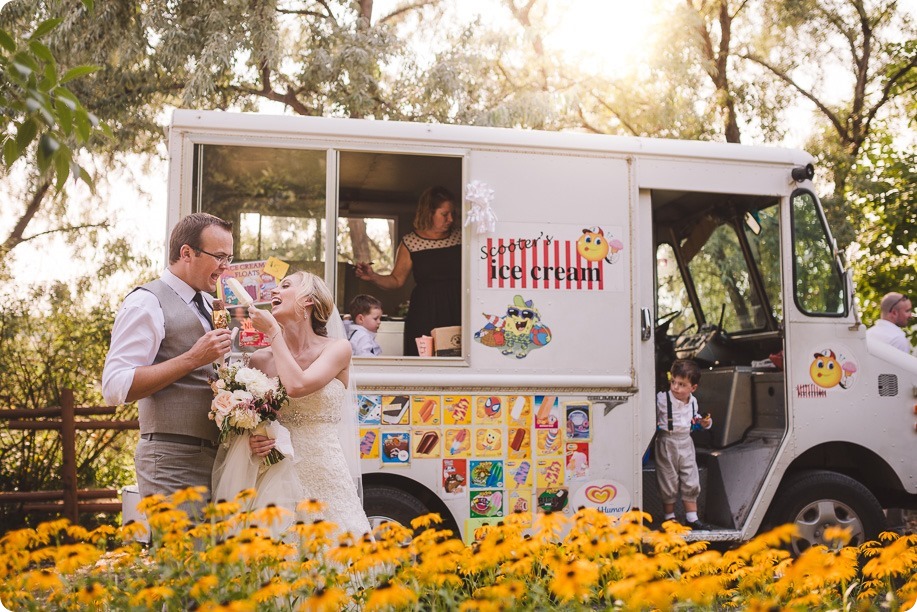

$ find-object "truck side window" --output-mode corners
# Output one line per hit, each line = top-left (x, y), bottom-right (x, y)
(790, 190), (846, 316)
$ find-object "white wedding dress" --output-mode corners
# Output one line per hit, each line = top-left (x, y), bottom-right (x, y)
(279, 378), (371, 538)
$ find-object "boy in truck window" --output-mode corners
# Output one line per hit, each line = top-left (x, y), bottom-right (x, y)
(346, 294), (383, 356)
(656, 359), (713, 530)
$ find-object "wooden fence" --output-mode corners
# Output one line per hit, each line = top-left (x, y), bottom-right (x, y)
(0, 389), (138, 523)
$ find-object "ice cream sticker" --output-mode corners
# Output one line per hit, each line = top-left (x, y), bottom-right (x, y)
(413, 430), (441, 458)
(474, 295), (552, 359)
(796, 345), (859, 397)
(443, 396), (472, 425)
(380, 432), (410, 464)
(570, 479), (632, 517)
(412, 396), (441, 425)
(442, 459), (467, 499)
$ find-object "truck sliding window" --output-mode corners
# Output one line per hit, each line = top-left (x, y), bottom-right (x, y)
(790, 190), (846, 315)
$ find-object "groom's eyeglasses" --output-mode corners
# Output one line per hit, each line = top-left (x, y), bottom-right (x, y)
(190, 245), (234, 266)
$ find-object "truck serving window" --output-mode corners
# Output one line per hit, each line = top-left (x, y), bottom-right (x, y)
(191, 143), (464, 358)
(791, 190), (846, 316)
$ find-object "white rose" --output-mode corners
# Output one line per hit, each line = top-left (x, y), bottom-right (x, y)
(229, 408), (260, 430)
(234, 368), (262, 388)
(230, 389), (254, 405)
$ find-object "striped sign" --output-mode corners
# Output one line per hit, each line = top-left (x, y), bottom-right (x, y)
(482, 237), (615, 291)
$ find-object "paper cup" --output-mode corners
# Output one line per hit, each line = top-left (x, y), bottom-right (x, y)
(415, 335), (433, 356)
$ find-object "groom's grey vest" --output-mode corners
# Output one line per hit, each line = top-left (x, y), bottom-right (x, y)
(135, 279), (218, 442)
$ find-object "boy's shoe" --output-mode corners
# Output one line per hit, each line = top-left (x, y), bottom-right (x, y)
(684, 519), (714, 530)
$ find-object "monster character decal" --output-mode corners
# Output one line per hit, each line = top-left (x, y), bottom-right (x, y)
(474, 295), (552, 358)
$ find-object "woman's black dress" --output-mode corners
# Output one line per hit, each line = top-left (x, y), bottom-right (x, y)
(402, 228), (462, 356)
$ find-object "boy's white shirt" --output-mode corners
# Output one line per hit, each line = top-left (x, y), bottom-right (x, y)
(347, 322), (382, 356)
(655, 391), (712, 432)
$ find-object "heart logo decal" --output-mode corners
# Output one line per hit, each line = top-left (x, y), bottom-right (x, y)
(584, 484), (616, 504)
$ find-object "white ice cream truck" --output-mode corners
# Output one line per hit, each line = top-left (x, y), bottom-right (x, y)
(165, 109), (916, 553)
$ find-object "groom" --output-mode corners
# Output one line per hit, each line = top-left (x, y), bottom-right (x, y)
(103, 213), (234, 511)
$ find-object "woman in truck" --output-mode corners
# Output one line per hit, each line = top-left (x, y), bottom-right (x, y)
(355, 186), (462, 356)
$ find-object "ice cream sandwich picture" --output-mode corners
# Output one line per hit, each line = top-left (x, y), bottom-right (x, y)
(411, 396), (441, 425)
(380, 432), (411, 464)
(565, 403), (591, 440)
(413, 430), (441, 458)
(381, 396), (410, 425)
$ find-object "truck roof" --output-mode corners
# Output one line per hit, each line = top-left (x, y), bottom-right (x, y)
(170, 109), (813, 166)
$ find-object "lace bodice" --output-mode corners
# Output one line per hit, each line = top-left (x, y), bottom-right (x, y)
(278, 378), (345, 427)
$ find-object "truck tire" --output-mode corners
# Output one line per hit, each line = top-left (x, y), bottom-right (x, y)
(766, 470), (885, 556)
(363, 484), (432, 531)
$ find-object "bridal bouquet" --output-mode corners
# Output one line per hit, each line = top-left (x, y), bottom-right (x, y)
(210, 361), (289, 466)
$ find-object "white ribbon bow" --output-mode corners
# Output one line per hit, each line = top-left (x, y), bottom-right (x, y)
(464, 180), (498, 235)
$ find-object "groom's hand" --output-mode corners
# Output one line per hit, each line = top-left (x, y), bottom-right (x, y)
(188, 329), (232, 367)
(249, 434), (275, 457)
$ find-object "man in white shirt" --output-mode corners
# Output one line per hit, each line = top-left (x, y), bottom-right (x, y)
(866, 292), (913, 353)
(103, 213), (234, 511)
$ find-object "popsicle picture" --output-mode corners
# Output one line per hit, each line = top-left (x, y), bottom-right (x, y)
(225, 276), (255, 306)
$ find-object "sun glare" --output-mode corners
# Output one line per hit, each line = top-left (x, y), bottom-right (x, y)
(546, 0), (662, 79)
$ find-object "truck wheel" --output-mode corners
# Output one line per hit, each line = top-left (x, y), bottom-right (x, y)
(766, 470), (885, 556)
(363, 484), (432, 531)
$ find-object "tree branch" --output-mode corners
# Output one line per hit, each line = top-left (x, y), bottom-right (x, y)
(1, 178), (53, 260)
(741, 52), (849, 140)
(20, 222), (109, 243)
(378, 1), (437, 25)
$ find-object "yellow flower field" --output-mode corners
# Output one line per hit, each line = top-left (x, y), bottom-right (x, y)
(1, 488), (915, 611)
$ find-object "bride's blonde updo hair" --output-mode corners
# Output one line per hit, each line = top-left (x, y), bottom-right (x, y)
(288, 271), (334, 337)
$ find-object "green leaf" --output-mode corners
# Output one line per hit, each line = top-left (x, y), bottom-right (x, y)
(16, 118), (37, 151)
(36, 135), (52, 173)
(55, 87), (79, 110)
(30, 19), (62, 41)
(28, 40), (54, 64)
(60, 65), (101, 84)
(3, 138), (21, 166)
(74, 110), (90, 142)
(0, 28), (15, 53)
(54, 147), (72, 190)
(55, 99), (74, 134)
(80, 0), (94, 11)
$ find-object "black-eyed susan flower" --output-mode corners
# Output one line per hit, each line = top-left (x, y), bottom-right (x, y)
(298, 586), (350, 611)
(410, 512), (443, 530)
(171, 485), (208, 506)
(74, 581), (108, 605)
(26, 568), (63, 592)
(363, 580), (417, 611)
(549, 558), (599, 602)
(250, 503), (292, 527)
(129, 585), (174, 607)
(190, 575), (220, 599)
(297, 498), (326, 514)
(252, 578), (291, 603)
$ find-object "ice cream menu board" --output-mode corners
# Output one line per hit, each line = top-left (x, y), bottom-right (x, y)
(217, 260), (279, 306)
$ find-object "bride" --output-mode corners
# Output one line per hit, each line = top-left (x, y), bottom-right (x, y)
(221, 271), (370, 538)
